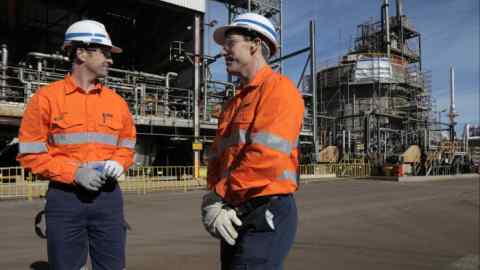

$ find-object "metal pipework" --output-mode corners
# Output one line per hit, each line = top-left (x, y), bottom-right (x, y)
(448, 66), (458, 140)
(18, 68), (48, 101)
(193, 14), (201, 178)
(449, 66), (456, 117)
(27, 52), (69, 62)
(108, 67), (168, 81)
(1, 44), (8, 97)
(309, 20), (319, 161)
(165, 72), (178, 116)
(396, 0), (403, 19)
(382, 0), (391, 57)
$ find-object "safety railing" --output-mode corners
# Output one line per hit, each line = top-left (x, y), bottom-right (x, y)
(329, 162), (372, 177)
(121, 166), (207, 194)
(0, 163), (372, 200)
(430, 165), (453, 176)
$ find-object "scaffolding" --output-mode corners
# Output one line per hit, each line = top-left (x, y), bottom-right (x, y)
(309, 0), (434, 165)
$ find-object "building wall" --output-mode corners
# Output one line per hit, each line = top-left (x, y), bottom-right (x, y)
(158, 0), (206, 13)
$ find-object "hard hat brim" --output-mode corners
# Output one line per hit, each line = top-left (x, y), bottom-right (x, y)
(213, 25), (277, 57)
(213, 25), (231, 47)
(111, 45), (122, 54)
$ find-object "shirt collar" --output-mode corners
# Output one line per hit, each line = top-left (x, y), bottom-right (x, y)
(64, 74), (103, 94)
(241, 65), (273, 89)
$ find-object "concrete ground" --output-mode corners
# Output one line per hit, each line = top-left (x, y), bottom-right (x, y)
(0, 176), (478, 270)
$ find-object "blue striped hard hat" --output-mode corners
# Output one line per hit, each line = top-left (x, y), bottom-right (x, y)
(213, 13), (278, 58)
(62, 20), (122, 53)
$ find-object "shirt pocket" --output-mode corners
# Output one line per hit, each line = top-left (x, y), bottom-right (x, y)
(98, 112), (123, 133)
(50, 114), (84, 132)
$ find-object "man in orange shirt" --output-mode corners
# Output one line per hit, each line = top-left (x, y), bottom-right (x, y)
(17, 20), (135, 269)
(201, 13), (305, 269)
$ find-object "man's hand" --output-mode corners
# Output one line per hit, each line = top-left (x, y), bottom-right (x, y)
(74, 167), (106, 191)
(103, 160), (124, 179)
(201, 191), (243, 245)
(212, 207), (242, 245)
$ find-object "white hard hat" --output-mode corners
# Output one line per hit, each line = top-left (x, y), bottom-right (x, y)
(62, 20), (122, 53)
(213, 12), (278, 58)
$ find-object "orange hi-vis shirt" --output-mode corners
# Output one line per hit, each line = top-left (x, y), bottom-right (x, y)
(17, 75), (136, 184)
(207, 66), (305, 205)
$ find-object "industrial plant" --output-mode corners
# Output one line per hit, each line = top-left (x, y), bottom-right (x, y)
(0, 0), (478, 177)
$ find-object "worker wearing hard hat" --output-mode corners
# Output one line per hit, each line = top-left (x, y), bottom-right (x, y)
(17, 20), (135, 269)
(201, 12), (304, 269)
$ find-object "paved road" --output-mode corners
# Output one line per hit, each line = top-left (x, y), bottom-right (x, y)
(1, 177), (478, 270)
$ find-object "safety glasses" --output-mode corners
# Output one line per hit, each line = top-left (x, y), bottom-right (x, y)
(85, 46), (112, 59)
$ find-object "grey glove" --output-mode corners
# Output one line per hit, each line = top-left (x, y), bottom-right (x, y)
(74, 167), (106, 191)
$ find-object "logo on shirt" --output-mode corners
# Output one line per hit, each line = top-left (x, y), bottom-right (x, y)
(102, 112), (113, 124)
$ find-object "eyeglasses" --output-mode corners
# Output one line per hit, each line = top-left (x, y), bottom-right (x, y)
(85, 46), (112, 59)
(223, 36), (261, 50)
(223, 38), (250, 49)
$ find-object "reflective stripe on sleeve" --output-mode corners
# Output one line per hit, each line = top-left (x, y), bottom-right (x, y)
(118, 138), (135, 149)
(251, 131), (293, 155)
(18, 142), (48, 154)
(216, 128), (295, 156)
(278, 170), (298, 185)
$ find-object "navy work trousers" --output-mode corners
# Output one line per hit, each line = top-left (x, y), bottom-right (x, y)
(45, 181), (126, 270)
(221, 194), (298, 270)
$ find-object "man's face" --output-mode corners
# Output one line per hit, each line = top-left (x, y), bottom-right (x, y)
(221, 33), (255, 76)
(81, 45), (113, 77)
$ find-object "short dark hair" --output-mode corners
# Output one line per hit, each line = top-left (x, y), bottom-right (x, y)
(63, 42), (109, 62)
(63, 41), (86, 62)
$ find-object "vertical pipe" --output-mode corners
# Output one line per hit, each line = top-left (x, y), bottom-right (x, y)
(310, 20), (319, 161)
(384, 0), (391, 58)
(396, 0), (403, 18)
(342, 130), (346, 156)
(364, 114), (370, 156)
(279, 0), (283, 73)
(449, 66), (455, 122)
(1, 44), (7, 97)
(397, 0), (404, 59)
(381, 2), (384, 41)
(353, 93), (356, 128)
(203, 60), (208, 121)
(384, 131), (387, 161)
(465, 124), (470, 153)
(193, 14), (201, 177)
(134, 87), (140, 116)
(448, 66), (457, 141)
(418, 35), (422, 71)
(424, 128), (429, 151)
(165, 72), (177, 116)
(348, 130), (351, 157)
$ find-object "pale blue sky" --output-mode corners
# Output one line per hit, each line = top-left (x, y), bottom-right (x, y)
(204, 0), (479, 132)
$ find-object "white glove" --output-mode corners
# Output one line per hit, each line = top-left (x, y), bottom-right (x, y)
(103, 160), (124, 179)
(213, 208), (243, 245)
(201, 191), (243, 246)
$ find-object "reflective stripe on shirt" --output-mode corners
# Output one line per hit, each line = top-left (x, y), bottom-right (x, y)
(18, 142), (48, 154)
(49, 132), (118, 146)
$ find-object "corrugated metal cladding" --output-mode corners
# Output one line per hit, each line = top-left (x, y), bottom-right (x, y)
(158, 0), (206, 13)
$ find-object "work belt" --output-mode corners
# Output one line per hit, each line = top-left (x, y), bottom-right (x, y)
(48, 178), (118, 192)
(232, 194), (290, 217)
